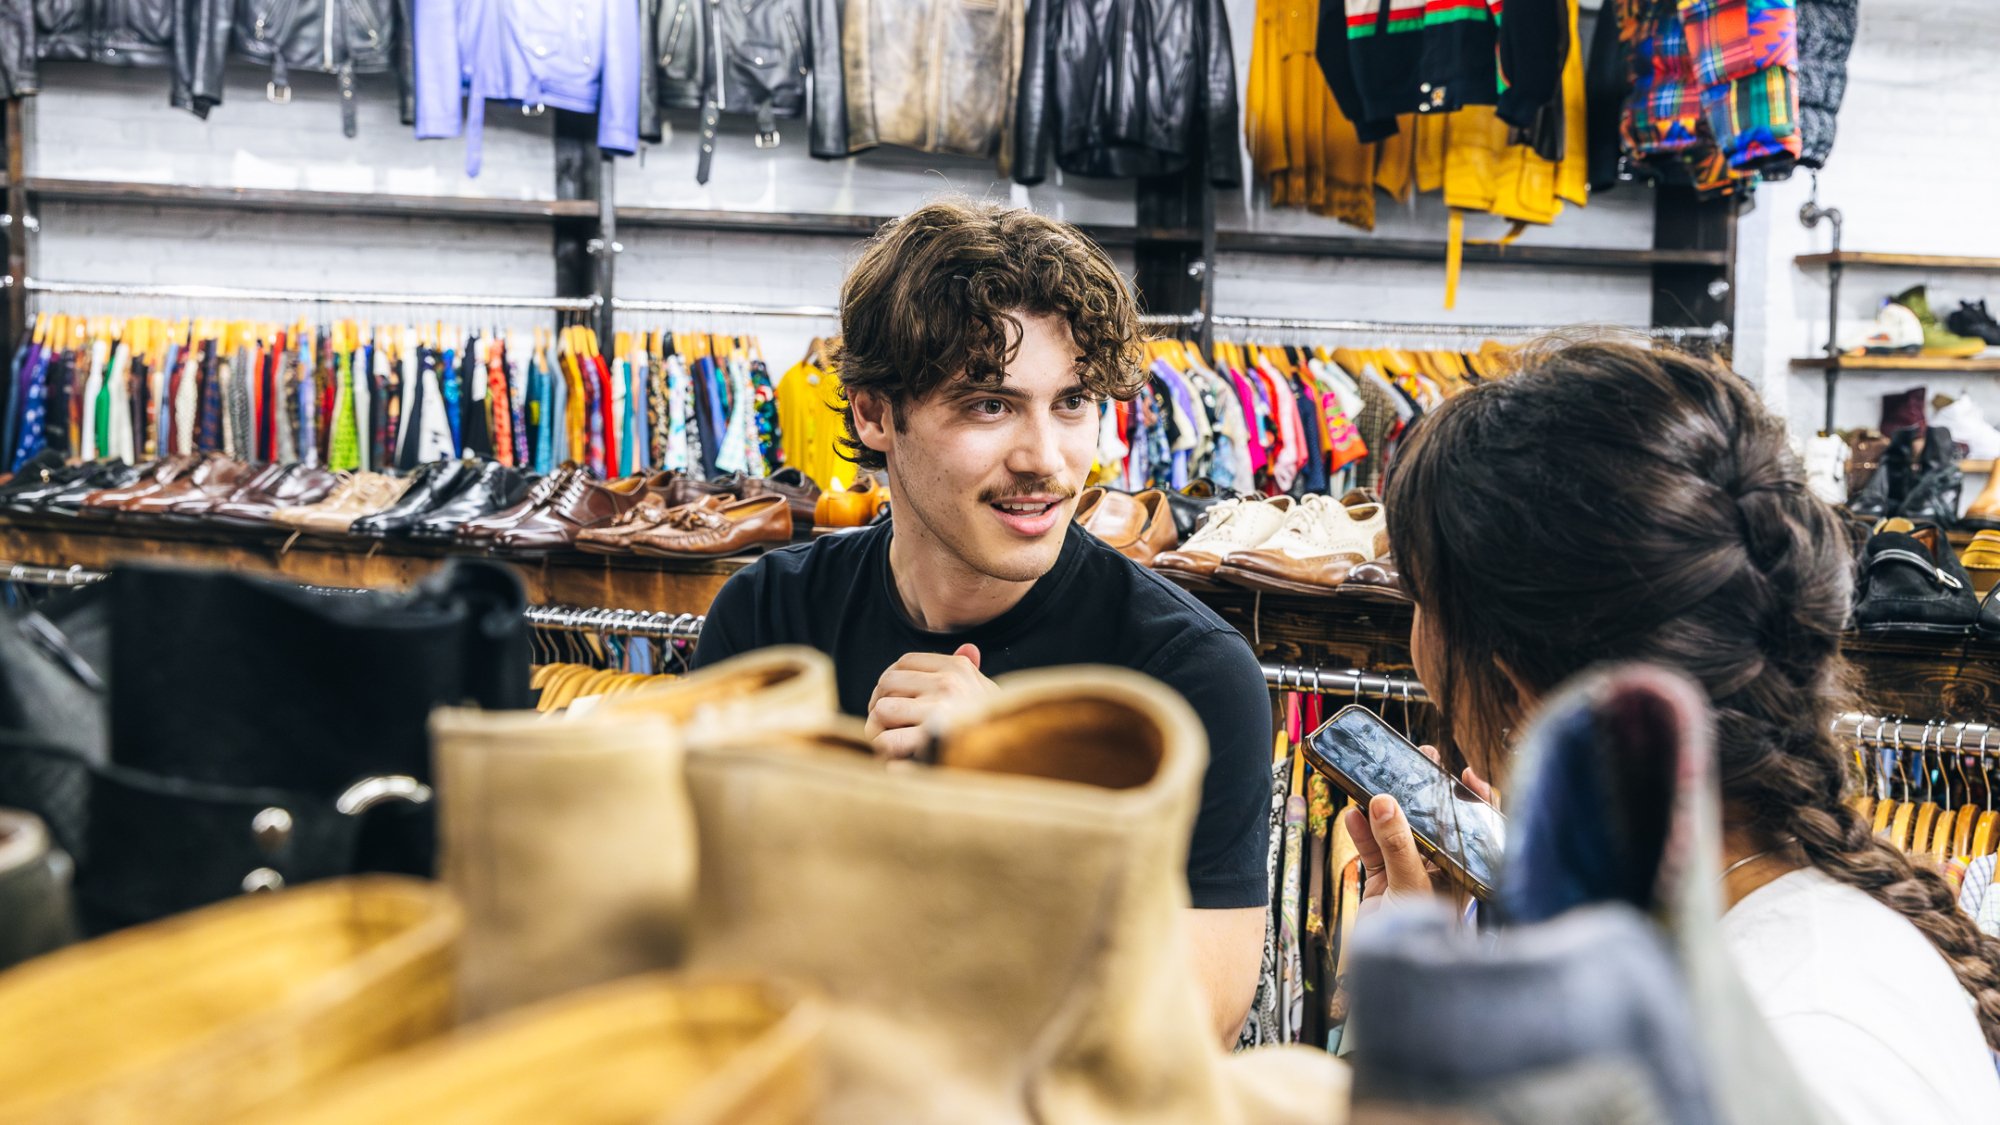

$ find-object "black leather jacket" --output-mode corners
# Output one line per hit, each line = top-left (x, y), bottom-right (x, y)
(1014, 0), (1242, 187)
(229, 0), (406, 136)
(37, 0), (233, 117)
(686, 0), (817, 183)
(1, 0), (36, 96)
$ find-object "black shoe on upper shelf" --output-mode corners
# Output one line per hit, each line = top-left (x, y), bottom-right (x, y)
(349, 459), (480, 539)
(406, 463), (533, 543)
(1846, 426), (1916, 521)
(18, 460), (144, 519)
(1947, 300), (2000, 347)
(1853, 518), (1981, 636)
(0, 451), (70, 507)
(1980, 584), (2000, 642)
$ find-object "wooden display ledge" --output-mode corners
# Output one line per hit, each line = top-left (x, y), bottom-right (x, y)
(0, 518), (747, 613)
(4, 520), (1994, 723)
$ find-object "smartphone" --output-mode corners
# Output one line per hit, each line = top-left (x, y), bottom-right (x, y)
(1304, 704), (1506, 900)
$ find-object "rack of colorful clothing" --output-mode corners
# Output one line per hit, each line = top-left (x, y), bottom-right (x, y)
(4, 279), (608, 480)
(1119, 311), (1722, 500)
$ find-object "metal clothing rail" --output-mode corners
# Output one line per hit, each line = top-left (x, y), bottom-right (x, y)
(0, 562), (1988, 748)
(15, 278), (601, 312)
(611, 297), (840, 320)
(1138, 309), (1730, 344)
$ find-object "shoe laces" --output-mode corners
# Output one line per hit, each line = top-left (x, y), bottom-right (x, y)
(1181, 497), (1250, 549)
(1263, 496), (1346, 551)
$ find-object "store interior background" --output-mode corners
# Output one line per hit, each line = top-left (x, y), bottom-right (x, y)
(20, 0), (1991, 447)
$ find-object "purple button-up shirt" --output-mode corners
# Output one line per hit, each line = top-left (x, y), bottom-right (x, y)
(414, 0), (640, 176)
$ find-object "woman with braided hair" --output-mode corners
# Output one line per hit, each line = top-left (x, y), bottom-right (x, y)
(1353, 339), (2000, 1121)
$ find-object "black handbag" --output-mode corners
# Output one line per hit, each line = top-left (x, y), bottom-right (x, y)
(0, 559), (529, 933)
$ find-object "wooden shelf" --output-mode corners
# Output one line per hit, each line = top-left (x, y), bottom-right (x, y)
(25, 178), (596, 223)
(1796, 251), (2000, 271)
(615, 206), (1145, 249)
(1214, 230), (1727, 269)
(1792, 356), (2000, 373)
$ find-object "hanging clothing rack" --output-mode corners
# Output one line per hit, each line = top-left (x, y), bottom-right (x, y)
(14, 278), (601, 312)
(1137, 310), (1730, 345)
(610, 297), (840, 320)
(0, 561), (1984, 746)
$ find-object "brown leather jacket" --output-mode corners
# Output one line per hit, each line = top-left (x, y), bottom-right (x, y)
(811, 0), (1023, 168)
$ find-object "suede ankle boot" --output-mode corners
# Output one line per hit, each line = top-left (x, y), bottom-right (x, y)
(431, 647), (839, 1022)
(681, 666), (1348, 1125)
(431, 706), (695, 1021)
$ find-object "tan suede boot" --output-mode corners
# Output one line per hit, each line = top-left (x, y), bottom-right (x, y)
(431, 646), (839, 1022)
(681, 667), (1348, 1124)
(431, 706), (694, 1021)
(595, 645), (837, 744)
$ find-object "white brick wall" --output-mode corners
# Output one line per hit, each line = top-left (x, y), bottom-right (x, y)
(22, 0), (1850, 398)
(1736, 0), (2000, 440)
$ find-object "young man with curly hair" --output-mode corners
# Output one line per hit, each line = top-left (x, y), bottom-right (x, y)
(692, 200), (1272, 1042)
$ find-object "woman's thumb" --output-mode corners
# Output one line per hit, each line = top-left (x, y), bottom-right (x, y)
(1367, 794), (1431, 897)
(953, 643), (982, 669)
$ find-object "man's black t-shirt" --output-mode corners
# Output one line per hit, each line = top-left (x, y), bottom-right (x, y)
(690, 521), (1273, 910)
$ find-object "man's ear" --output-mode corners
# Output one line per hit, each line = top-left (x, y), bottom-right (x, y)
(849, 388), (895, 457)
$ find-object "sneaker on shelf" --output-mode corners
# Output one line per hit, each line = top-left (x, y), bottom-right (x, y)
(1933, 396), (2000, 462)
(1837, 301), (1922, 356)
(1891, 286), (1988, 359)
(1947, 300), (2000, 348)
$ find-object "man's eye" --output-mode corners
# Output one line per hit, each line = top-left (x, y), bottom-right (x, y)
(970, 399), (1006, 416)
(1060, 394), (1091, 412)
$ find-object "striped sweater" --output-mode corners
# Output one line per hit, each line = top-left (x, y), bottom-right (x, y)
(1316, 0), (1566, 140)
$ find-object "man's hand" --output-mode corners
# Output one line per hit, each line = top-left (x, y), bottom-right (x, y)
(865, 643), (999, 759)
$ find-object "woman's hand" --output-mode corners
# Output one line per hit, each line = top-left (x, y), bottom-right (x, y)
(1344, 744), (1498, 917)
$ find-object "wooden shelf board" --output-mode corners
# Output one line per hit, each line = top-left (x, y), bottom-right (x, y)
(2, 521), (1992, 725)
(1213, 229), (1727, 269)
(1792, 356), (2000, 373)
(1796, 251), (2000, 272)
(25, 178), (595, 223)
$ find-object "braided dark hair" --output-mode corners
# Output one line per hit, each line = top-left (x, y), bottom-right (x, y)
(1388, 339), (2000, 1049)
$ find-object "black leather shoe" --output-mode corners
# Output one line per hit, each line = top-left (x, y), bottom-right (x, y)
(0, 451), (67, 504)
(1893, 426), (1964, 527)
(1853, 519), (1980, 636)
(407, 463), (532, 542)
(1980, 585), (2000, 641)
(1167, 479), (1230, 542)
(26, 461), (144, 519)
(350, 460), (479, 539)
(1848, 427), (1917, 521)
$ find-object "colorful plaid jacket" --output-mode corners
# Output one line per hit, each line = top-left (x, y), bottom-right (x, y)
(1621, 0), (1802, 194)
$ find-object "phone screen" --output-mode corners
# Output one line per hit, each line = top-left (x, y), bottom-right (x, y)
(1305, 704), (1506, 899)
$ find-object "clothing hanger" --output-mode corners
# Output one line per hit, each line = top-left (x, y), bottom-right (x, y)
(1973, 729), (2000, 858)
(1871, 718), (1901, 837)
(1949, 725), (1979, 860)
(1889, 721), (1920, 852)
(1912, 721), (1943, 854)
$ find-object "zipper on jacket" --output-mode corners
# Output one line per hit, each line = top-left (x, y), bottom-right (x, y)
(662, 2), (688, 68)
(324, 0), (335, 68)
(710, 0), (727, 111)
(783, 10), (805, 76)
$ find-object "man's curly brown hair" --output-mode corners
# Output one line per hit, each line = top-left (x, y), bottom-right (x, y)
(831, 199), (1145, 471)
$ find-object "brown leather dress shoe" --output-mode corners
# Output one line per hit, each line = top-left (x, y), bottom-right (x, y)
(629, 496), (793, 558)
(207, 464), (341, 529)
(1344, 553), (1408, 602)
(455, 464), (577, 547)
(78, 454), (206, 520)
(124, 458), (259, 522)
(286, 474), (415, 536)
(1215, 497), (1388, 595)
(1076, 488), (1181, 565)
(738, 468), (821, 538)
(167, 462), (292, 524)
(574, 496), (725, 555)
(490, 473), (657, 556)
